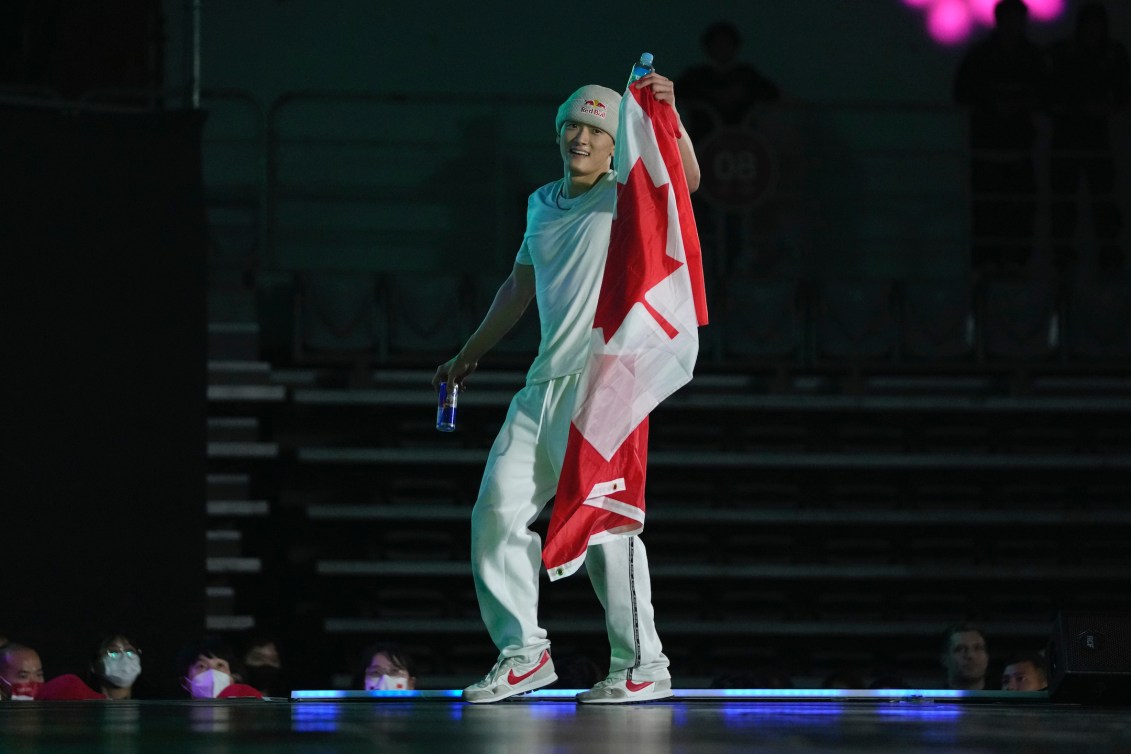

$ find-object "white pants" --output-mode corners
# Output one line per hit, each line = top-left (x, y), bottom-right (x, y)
(470, 373), (670, 681)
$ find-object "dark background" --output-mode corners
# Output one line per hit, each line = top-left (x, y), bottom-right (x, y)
(0, 101), (207, 696)
(0, 0), (1128, 693)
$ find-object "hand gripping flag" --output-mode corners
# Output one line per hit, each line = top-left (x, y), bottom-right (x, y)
(542, 81), (709, 580)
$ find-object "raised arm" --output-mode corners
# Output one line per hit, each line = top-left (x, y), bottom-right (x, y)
(431, 261), (536, 390)
(632, 72), (701, 192)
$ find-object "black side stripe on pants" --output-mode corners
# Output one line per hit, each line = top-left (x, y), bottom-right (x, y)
(627, 537), (641, 681)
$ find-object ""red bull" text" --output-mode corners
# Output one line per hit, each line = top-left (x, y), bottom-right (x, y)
(580, 99), (607, 119)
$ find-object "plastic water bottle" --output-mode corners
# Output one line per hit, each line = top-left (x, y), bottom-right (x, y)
(436, 382), (458, 432)
(628, 52), (654, 87)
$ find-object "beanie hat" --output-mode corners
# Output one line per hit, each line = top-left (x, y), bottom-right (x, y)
(555, 85), (621, 140)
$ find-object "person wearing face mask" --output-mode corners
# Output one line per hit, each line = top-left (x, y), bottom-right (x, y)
(358, 644), (416, 692)
(241, 633), (286, 698)
(176, 636), (263, 700)
(92, 634), (143, 699)
(0, 642), (44, 701)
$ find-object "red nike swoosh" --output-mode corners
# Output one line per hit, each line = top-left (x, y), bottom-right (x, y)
(625, 680), (653, 692)
(507, 651), (549, 685)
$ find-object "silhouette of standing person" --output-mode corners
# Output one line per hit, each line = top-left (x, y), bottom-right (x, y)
(677, 21), (781, 142)
(1047, 1), (1130, 277)
(678, 22), (782, 277)
(953, 0), (1048, 277)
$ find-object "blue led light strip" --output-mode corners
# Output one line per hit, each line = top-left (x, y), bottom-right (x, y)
(291, 688), (1048, 702)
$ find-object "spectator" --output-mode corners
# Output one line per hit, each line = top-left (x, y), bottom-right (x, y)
(940, 623), (990, 690)
(1047, 1), (1130, 276)
(1000, 650), (1048, 691)
(0, 642), (44, 701)
(953, 0), (1048, 276)
(176, 636), (261, 699)
(677, 21), (782, 139)
(90, 634), (143, 700)
(241, 633), (286, 698)
(678, 21), (784, 277)
(358, 643), (416, 691)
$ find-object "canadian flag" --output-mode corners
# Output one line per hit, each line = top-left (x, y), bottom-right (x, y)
(542, 81), (709, 580)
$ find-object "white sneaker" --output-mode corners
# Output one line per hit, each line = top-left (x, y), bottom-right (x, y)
(577, 675), (673, 704)
(462, 650), (557, 703)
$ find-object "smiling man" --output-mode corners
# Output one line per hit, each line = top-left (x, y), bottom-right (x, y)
(0, 643), (44, 701)
(434, 69), (699, 705)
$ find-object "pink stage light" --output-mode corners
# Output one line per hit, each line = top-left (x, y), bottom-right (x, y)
(928, 0), (973, 45)
(904, 0), (1067, 46)
(969, 0), (998, 25)
(1026, 0), (1065, 22)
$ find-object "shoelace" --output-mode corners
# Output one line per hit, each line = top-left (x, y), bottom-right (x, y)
(476, 656), (521, 687)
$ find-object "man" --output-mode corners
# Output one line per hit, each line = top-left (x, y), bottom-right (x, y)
(1001, 651), (1048, 691)
(0, 642), (44, 701)
(1047, 1), (1129, 275)
(953, 0), (1048, 275)
(677, 21), (781, 136)
(433, 68), (700, 704)
(940, 623), (990, 691)
(677, 21), (782, 277)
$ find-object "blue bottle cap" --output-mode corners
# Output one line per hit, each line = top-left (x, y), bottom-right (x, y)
(640, 52), (653, 66)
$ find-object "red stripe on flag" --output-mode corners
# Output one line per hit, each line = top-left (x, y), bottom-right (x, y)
(543, 420), (649, 574)
(630, 85), (709, 327)
(642, 298), (679, 339)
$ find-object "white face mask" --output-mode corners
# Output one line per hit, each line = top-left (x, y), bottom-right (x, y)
(364, 674), (409, 691)
(102, 654), (142, 688)
(188, 668), (232, 699)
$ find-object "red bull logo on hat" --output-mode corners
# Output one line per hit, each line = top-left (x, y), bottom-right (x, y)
(581, 99), (608, 120)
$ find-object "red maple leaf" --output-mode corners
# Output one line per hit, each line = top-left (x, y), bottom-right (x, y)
(593, 158), (685, 344)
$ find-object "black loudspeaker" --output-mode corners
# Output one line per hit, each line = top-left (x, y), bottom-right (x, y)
(1047, 612), (1131, 704)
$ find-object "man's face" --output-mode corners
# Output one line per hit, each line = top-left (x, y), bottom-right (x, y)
(1002, 660), (1045, 691)
(0, 649), (44, 700)
(944, 630), (988, 684)
(560, 122), (615, 183)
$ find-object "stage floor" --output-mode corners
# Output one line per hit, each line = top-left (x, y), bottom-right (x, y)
(1, 694), (1128, 753)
